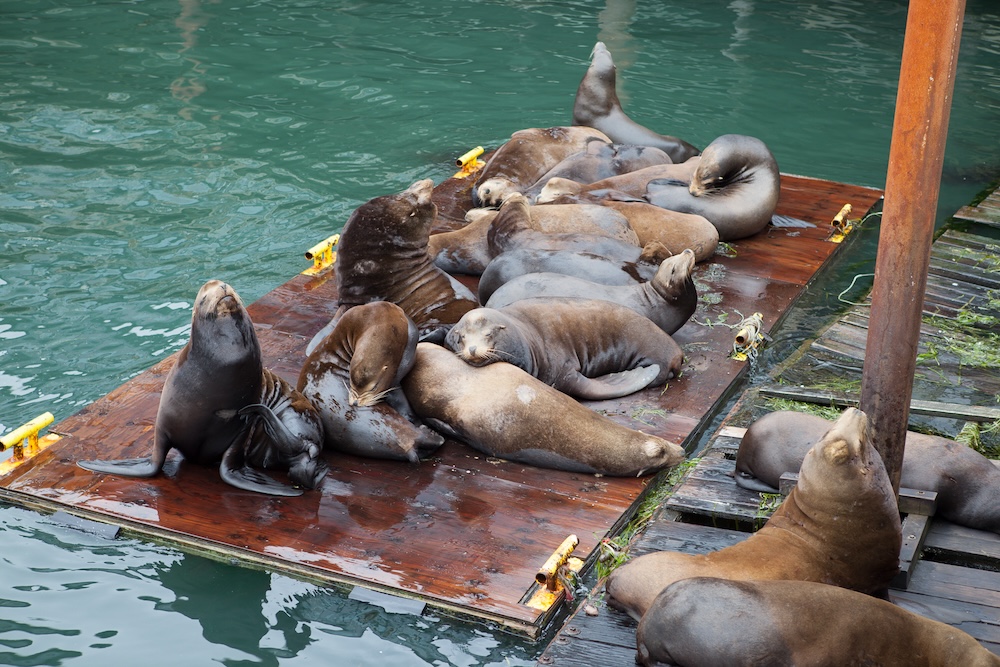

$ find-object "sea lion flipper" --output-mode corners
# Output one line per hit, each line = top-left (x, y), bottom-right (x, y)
(219, 443), (304, 497)
(77, 457), (161, 477)
(733, 471), (780, 494)
(239, 403), (298, 449)
(563, 365), (660, 400)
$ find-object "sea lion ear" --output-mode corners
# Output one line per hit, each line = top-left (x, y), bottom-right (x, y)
(823, 439), (851, 465)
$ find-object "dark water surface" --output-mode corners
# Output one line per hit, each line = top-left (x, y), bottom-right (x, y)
(1, 1), (999, 664)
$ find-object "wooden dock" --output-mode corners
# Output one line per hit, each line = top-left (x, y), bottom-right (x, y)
(536, 209), (1000, 661)
(0, 170), (883, 638)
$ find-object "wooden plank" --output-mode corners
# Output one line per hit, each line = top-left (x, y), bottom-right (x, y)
(758, 384), (1000, 422)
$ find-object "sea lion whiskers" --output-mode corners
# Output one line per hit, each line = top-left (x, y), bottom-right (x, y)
(347, 379), (396, 408)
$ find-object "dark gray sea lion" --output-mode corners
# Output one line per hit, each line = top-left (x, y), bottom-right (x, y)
(644, 133), (781, 241)
(473, 126), (611, 207)
(427, 198), (638, 275)
(444, 299), (684, 400)
(538, 192), (719, 263)
(572, 42), (700, 163)
(78, 280), (306, 496)
(297, 301), (444, 463)
(736, 410), (1000, 534)
(332, 178), (478, 342)
(521, 141), (674, 201)
(606, 407), (902, 620)
(636, 577), (1000, 667)
(239, 368), (328, 490)
(486, 249), (697, 335)
(476, 245), (667, 303)
(401, 342), (685, 476)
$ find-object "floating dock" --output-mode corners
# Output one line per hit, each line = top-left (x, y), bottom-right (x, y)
(0, 167), (882, 638)
(536, 192), (1000, 661)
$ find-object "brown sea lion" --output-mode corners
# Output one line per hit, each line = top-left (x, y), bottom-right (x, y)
(521, 141), (674, 201)
(332, 179), (478, 342)
(473, 126), (611, 207)
(536, 162), (699, 204)
(444, 299), (683, 400)
(643, 133), (781, 241)
(539, 192), (719, 263)
(427, 198), (638, 275)
(605, 407), (902, 620)
(297, 301), (444, 463)
(736, 410), (1000, 534)
(485, 249), (697, 335)
(572, 42), (699, 163)
(78, 280), (308, 496)
(636, 577), (1000, 667)
(401, 342), (685, 476)
(477, 244), (667, 303)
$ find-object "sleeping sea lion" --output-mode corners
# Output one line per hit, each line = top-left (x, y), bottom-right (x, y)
(297, 301), (444, 463)
(473, 126), (611, 207)
(444, 299), (684, 400)
(401, 342), (685, 476)
(636, 577), (1000, 667)
(605, 407), (902, 620)
(521, 141), (674, 201)
(485, 249), (697, 335)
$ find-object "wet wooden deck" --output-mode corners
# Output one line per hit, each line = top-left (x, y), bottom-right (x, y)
(0, 170), (882, 637)
(537, 220), (1000, 661)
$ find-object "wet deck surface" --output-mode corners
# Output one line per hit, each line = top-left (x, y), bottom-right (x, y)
(0, 172), (882, 637)
(537, 222), (1000, 661)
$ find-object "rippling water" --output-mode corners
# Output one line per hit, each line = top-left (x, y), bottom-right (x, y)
(1, 0), (999, 664)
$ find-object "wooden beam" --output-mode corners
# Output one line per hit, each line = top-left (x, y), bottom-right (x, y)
(860, 0), (966, 493)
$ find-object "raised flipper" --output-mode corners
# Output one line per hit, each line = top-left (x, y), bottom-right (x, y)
(733, 470), (780, 493)
(77, 457), (162, 477)
(561, 365), (660, 400)
(219, 441), (303, 497)
(239, 403), (296, 450)
(423, 417), (463, 442)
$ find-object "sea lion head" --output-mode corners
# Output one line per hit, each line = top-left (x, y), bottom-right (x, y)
(536, 177), (585, 204)
(342, 179), (437, 252)
(475, 177), (519, 208)
(445, 308), (520, 367)
(689, 134), (778, 197)
(191, 279), (259, 364)
(587, 41), (617, 91)
(797, 407), (890, 501)
(651, 249), (696, 301)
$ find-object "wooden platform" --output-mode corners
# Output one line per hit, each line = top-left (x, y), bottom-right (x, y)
(537, 222), (1000, 661)
(953, 179), (1000, 228)
(0, 171), (883, 637)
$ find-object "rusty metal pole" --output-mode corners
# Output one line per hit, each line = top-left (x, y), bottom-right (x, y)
(860, 0), (966, 494)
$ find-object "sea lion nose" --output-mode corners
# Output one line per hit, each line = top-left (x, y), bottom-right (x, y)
(468, 345), (478, 356)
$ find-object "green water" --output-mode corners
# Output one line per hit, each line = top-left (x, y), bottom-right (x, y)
(1, 0), (998, 664)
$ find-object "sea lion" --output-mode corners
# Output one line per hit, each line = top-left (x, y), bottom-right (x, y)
(520, 141), (674, 201)
(239, 368), (328, 490)
(477, 245), (666, 303)
(331, 178), (478, 343)
(736, 410), (1000, 534)
(536, 163), (699, 203)
(444, 299), (684, 400)
(636, 577), (1000, 667)
(605, 407), (902, 620)
(401, 342), (685, 476)
(572, 42), (700, 163)
(473, 126), (611, 207)
(539, 192), (719, 263)
(485, 249), (697, 335)
(78, 280), (307, 496)
(427, 199), (639, 275)
(297, 301), (444, 463)
(644, 133), (781, 241)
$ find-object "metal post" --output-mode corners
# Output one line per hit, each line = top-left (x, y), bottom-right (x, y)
(860, 0), (966, 493)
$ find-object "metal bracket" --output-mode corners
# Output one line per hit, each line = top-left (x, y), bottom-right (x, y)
(827, 203), (857, 243)
(452, 146), (485, 179)
(302, 233), (340, 276)
(523, 534), (585, 612)
(0, 412), (61, 476)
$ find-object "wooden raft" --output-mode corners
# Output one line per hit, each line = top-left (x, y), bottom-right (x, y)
(537, 223), (1000, 663)
(0, 172), (882, 637)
